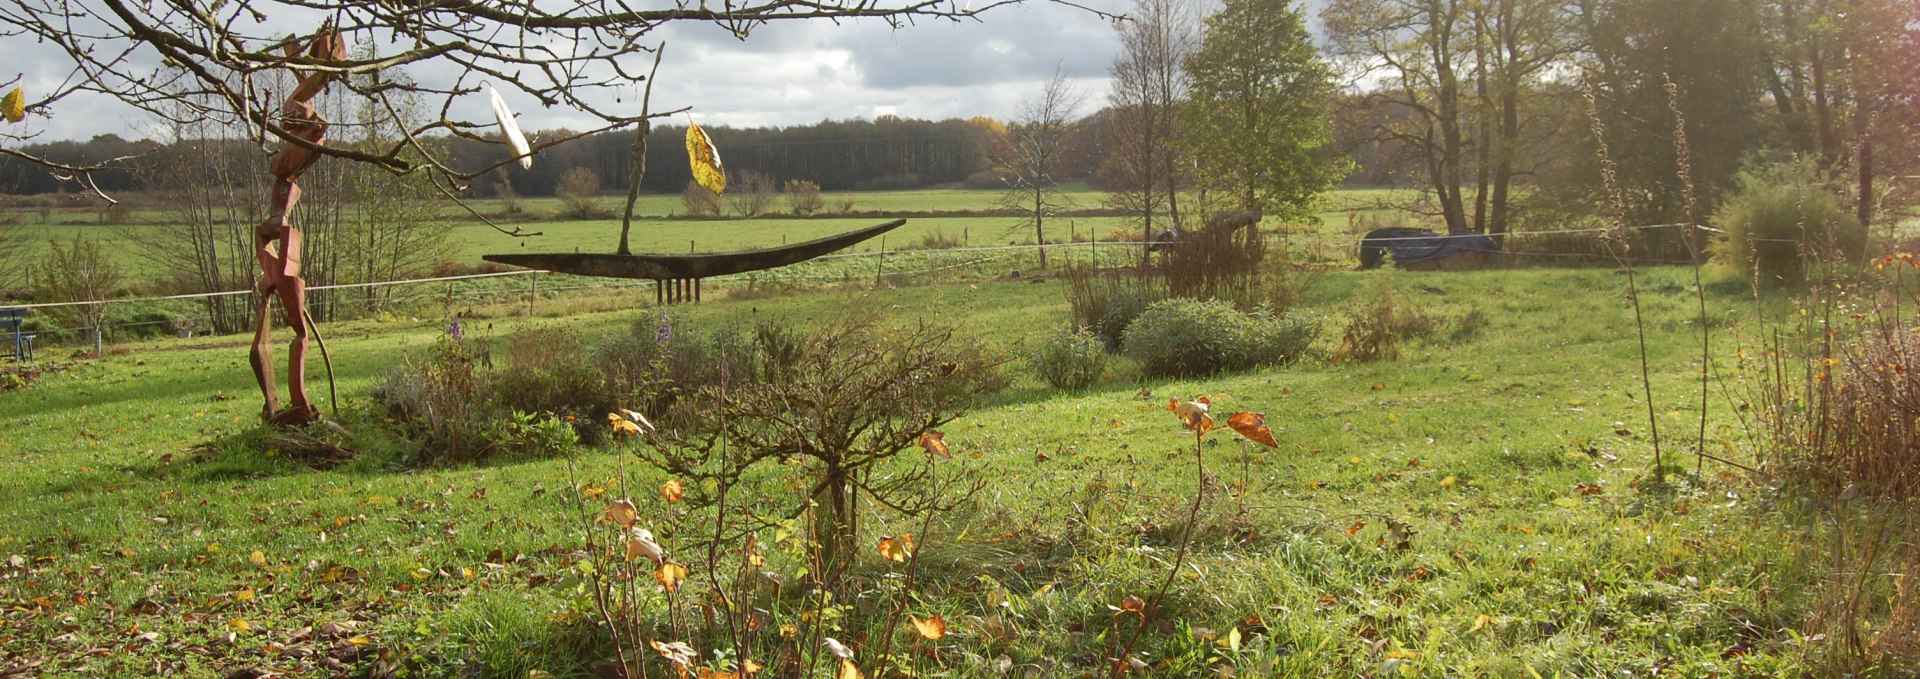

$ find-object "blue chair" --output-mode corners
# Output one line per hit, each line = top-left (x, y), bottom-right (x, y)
(1, 309), (33, 362)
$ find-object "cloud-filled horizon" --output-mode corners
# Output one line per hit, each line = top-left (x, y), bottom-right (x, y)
(9, 2), (1136, 144)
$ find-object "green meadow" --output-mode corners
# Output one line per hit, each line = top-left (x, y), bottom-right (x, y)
(0, 240), (1849, 676)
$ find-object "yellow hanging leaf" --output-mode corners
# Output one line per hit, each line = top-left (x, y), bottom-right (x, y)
(876, 534), (914, 563)
(655, 561), (688, 592)
(625, 528), (665, 565)
(686, 119), (727, 194)
(608, 412), (641, 437)
(1168, 397), (1213, 433)
(3, 87), (25, 123)
(661, 479), (685, 504)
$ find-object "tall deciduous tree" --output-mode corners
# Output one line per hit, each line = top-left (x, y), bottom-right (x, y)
(1756, 0), (1920, 232)
(1573, 0), (1767, 227)
(996, 69), (1083, 268)
(1325, 0), (1476, 233)
(1105, 0), (1199, 265)
(1182, 0), (1344, 221)
(1324, 0), (1573, 237)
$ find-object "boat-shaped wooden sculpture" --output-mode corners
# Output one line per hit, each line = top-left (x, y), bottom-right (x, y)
(483, 218), (906, 304)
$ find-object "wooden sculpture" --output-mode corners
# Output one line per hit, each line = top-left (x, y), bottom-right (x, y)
(251, 26), (345, 427)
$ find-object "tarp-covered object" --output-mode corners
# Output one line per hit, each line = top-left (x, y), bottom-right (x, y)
(1358, 228), (1500, 269)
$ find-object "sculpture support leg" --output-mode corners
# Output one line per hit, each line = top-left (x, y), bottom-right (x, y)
(249, 289), (279, 420)
(279, 276), (313, 417)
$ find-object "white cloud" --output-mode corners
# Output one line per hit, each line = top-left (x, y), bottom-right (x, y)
(11, 0), (1130, 142)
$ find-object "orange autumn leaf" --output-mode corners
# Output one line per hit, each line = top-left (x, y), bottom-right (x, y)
(877, 534), (914, 563)
(661, 479), (685, 504)
(655, 561), (689, 592)
(910, 614), (948, 640)
(1225, 412), (1279, 448)
(917, 430), (950, 459)
(1112, 594), (1147, 618)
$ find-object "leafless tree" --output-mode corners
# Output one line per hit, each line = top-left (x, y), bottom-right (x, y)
(996, 68), (1082, 268)
(33, 235), (121, 353)
(1104, 0), (1199, 267)
(131, 97), (271, 333)
(0, 222), (22, 299)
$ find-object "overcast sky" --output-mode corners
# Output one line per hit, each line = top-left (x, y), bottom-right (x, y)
(10, 1), (1150, 143)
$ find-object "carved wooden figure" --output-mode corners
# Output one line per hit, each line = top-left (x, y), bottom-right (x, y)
(251, 27), (344, 426)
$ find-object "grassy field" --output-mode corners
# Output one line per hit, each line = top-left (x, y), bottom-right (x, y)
(2, 187), (1421, 287)
(0, 256), (1855, 676)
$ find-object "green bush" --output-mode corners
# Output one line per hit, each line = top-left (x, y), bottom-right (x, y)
(1710, 163), (1866, 285)
(1122, 299), (1318, 377)
(1064, 266), (1165, 349)
(1029, 327), (1108, 390)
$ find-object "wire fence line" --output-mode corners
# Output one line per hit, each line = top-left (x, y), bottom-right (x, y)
(4, 221), (1759, 316)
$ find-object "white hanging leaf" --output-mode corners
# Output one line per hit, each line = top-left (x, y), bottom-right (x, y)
(486, 83), (532, 170)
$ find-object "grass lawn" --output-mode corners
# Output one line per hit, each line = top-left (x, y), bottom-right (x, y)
(0, 261), (1842, 677)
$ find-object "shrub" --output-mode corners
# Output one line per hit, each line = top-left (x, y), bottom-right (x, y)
(680, 180), (722, 217)
(372, 335), (498, 464)
(784, 179), (824, 215)
(1064, 265), (1165, 349)
(1029, 327), (1108, 390)
(1122, 298), (1318, 377)
(1710, 163), (1865, 285)
(554, 167), (607, 219)
(1335, 276), (1436, 362)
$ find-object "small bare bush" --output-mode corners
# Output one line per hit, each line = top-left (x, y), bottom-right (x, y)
(1335, 276), (1436, 362)
(680, 180), (722, 217)
(555, 166), (608, 219)
(726, 169), (776, 217)
(784, 178), (823, 215)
